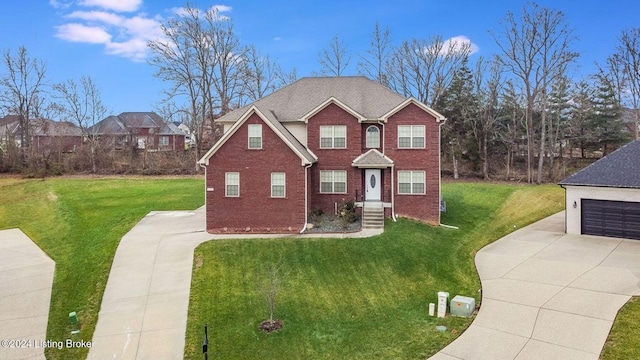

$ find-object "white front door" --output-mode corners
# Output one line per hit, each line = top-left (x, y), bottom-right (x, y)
(365, 169), (381, 201)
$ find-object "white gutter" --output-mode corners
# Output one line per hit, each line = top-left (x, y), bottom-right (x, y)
(300, 164), (312, 233)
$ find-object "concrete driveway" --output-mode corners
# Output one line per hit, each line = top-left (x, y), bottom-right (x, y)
(0, 228), (55, 360)
(88, 206), (381, 359)
(431, 211), (640, 360)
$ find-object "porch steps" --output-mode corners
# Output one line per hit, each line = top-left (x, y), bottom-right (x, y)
(362, 204), (384, 229)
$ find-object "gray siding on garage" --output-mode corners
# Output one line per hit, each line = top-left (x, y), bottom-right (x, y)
(581, 199), (640, 240)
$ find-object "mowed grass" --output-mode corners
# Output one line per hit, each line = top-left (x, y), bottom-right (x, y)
(0, 176), (204, 360)
(601, 296), (640, 359)
(185, 183), (565, 359)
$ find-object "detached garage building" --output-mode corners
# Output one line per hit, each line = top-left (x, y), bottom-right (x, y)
(559, 139), (640, 240)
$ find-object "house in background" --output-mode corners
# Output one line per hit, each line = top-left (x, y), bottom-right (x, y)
(0, 116), (83, 153)
(559, 139), (640, 240)
(198, 76), (446, 234)
(91, 112), (186, 151)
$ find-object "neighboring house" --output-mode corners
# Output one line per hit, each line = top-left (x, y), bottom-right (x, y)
(91, 112), (186, 151)
(559, 139), (640, 240)
(31, 119), (83, 154)
(198, 76), (446, 234)
(0, 116), (83, 153)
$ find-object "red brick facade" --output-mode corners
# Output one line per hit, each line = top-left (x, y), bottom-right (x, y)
(204, 113), (307, 233)
(201, 98), (443, 233)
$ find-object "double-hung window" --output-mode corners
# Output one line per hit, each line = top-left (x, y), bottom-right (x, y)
(271, 172), (286, 198)
(248, 124), (262, 149)
(319, 170), (347, 193)
(225, 172), (239, 197)
(398, 171), (425, 194)
(398, 125), (425, 148)
(320, 126), (346, 149)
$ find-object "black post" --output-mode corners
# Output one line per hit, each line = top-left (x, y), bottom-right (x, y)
(202, 323), (209, 360)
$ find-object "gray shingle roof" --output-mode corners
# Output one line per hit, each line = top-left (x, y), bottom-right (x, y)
(91, 112), (184, 135)
(559, 139), (640, 188)
(217, 76), (408, 123)
(352, 149), (394, 168)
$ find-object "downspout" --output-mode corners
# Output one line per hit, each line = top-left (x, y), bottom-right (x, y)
(300, 163), (312, 233)
(391, 164), (396, 221)
(438, 118), (446, 226)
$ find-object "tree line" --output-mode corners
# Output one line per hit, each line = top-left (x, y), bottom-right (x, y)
(1, 2), (638, 181)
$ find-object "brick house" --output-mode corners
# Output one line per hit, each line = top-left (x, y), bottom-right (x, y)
(198, 77), (446, 233)
(0, 116), (83, 153)
(91, 112), (186, 151)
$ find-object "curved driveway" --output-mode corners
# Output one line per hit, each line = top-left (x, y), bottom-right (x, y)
(431, 212), (640, 360)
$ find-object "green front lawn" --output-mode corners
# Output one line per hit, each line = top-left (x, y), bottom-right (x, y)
(185, 183), (565, 359)
(601, 296), (640, 359)
(0, 176), (204, 360)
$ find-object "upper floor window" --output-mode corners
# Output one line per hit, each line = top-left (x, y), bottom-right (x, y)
(248, 124), (262, 149)
(320, 125), (346, 149)
(319, 170), (347, 193)
(225, 172), (240, 197)
(398, 125), (425, 149)
(366, 125), (380, 148)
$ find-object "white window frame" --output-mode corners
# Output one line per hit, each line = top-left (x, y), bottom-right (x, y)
(248, 124), (262, 149)
(271, 172), (286, 198)
(159, 136), (169, 147)
(397, 170), (425, 195)
(366, 125), (380, 148)
(398, 125), (425, 149)
(319, 125), (347, 149)
(319, 170), (347, 194)
(225, 172), (239, 197)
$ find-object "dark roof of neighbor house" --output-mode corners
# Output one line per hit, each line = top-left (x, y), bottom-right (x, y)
(559, 139), (640, 188)
(91, 112), (184, 136)
(32, 119), (82, 136)
(217, 76), (412, 123)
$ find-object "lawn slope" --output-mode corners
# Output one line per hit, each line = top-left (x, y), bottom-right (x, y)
(0, 177), (204, 360)
(185, 183), (564, 359)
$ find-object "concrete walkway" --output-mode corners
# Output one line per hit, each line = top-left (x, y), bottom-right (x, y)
(0, 229), (55, 360)
(431, 212), (640, 360)
(88, 206), (382, 359)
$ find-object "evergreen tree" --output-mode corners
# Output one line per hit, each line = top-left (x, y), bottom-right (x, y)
(590, 71), (629, 155)
(547, 75), (572, 177)
(569, 81), (595, 157)
(435, 57), (477, 178)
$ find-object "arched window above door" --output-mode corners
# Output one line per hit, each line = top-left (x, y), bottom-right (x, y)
(366, 125), (380, 148)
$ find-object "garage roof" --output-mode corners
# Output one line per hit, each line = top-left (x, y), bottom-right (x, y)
(559, 139), (640, 188)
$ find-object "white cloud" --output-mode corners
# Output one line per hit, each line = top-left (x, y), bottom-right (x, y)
(78, 0), (142, 12)
(273, 37), (282, 41)
(210, 5), (232, 13)
(55, 23), (112, 43)
(67, 10), (124, 26)
(50, 0), (72, 9)
(440, 35), (479, 56)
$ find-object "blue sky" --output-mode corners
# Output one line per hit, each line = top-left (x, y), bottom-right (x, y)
(0, 0), (638, 116)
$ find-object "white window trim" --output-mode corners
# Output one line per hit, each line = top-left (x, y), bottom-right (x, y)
(271, 172), (286, 198)
(397, 170), (426, 195)
(319, 125), (347, 149)
(397, 125), (425, 149)
(248, 124), (262, 149)
(366, 125), (380, 148)
(225, 172), (240, 197)
(319, 170), (347, 194)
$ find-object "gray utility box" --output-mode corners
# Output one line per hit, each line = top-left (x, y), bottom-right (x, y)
(450, 295), (475, 317)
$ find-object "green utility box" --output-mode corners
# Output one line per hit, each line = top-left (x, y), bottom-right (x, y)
(450, 295), (475, 317)
(69, 311), (78, 324)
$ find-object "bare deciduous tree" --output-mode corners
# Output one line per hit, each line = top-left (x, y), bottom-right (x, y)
(0, 46), (47, 160)
(614, 27), (640, 139)
(318, 35), (351, 76)
(53, 76), (107, 173)
(387, 36), (471, 107)
(243, 45), (278, 102)
(358, 22), (392, 85)
(492, 2), (577, 183)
